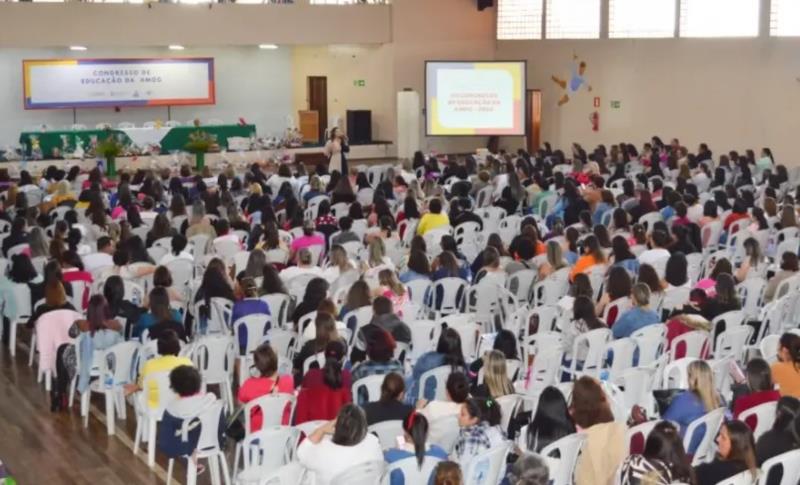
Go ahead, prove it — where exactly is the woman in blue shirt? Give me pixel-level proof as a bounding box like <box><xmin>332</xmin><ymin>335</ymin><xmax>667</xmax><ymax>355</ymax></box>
<box><xmin>662</xmin><ymin>360</ymin><xmax>722</xmax><ymax>455</ymax></box>
<box><xmin>231</xmin><ymin>277</ymin><xmax>271</xmax><ymax>353</ymax></box>
<box><xmin>134</xmin><ymin>287</ymin><xmax>184</xmax><ymax>340</ymax></box>
<box><xmin>406</xmin><ymin>328</ymin><xmax>465</xmax><ymax>403</ymax></box>
<box><xmin>431</xmin><ymin>251</ymin><xmax>470</xmax><ymax>282</ymax></box>
<box><xmin>399</xmin><ymin>250</ymin><xmax>432</xmax><ymax>284</ymax></box>
<box><xmin>385</xmin><ymin>412</ymin><xmax>448</xmax><ymax>485</ymax></box>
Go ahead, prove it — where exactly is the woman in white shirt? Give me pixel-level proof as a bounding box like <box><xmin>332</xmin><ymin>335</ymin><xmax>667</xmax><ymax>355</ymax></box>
<box><xmin>158</xmin><ymin>235</ymin><xmax>193</xmax><ymax>266</ymax></box>
<box><xmin>297</xmin><ymin>404</ymin><xmax>383</xmax><ymax>485</ymax></box>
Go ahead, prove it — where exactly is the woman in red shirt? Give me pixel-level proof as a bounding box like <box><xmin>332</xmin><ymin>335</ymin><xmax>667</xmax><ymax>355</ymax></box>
<box><xmin>732</xmin><ymin>359</ymin><xmax>781</xmax><ymax>426</ymax></box>
<box><xmin>723</xmin><ymin>199</ymin><xmax>750</xmax><ymax>232</ymax></box>
<box><xmin>237</xmin><ymin>343</ymin><xmax>294</xmax><ymax>432</ymax></box>
<box><xmin>60</xmin><ymin>250</ymin><xmax>93</xmax><ymax>310</ymax></box>
<box><xmin>294</xmin><ymin>340</ymin><xmax>352</xmax><ymax>424</ymax></box>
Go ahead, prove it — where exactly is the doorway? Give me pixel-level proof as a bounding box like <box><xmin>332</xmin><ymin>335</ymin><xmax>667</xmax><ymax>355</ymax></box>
<box><xmin>307</xmin><ymin>76</ymin><xmax>328</xmax><ymax>144</ymax></box>
<box><xmin>526</xmin><ymin>89</ymin><xmax>542</xmax><ymax>153</ymax></box>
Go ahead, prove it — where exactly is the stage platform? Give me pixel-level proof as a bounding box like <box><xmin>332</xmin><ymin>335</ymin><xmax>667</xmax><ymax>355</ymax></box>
<box><xmin>0</xmin><ymin>141</ymin><xmax>394</xmax><ymax>175</ymax></box>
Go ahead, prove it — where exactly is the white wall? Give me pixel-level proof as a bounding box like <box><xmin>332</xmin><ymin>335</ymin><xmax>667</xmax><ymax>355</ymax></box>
<box><xmin>497</xmin><ymin>38</ymin><xmax>800</xmax><ymax>163</ymax></box>
<box><xmin>0</xmin><ymin>46</ymin><xmax>293</xmax><ymax>148</ymax></box>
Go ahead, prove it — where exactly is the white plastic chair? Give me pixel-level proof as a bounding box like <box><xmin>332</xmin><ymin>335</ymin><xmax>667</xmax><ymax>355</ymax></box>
<box><xmin>8</xmin><ymin>283</ymin><xmax>32</xmax><ymax>357</ymax></box>
<box><xmin>602</xmin><ymin>337</ymin><xmax>637</xmax><ymax>383</ymax></box>
<box><xmin>208</xmin><ymin>297</ymin><xmax>234</xmax><ymax>334</ymax></box>
<box><xmin>714</xmin><ymin>325</ymin><xmax>753</xmax><ymax>362</ymax></box>
<box><xmin>80</xmin><ymin>341</ymin><xmax>138</xmax><ymax>436</ymax></box>
<box><xmin>386</xmin><ymin>456</ymin><xmax>443</xmax><ymax>485</ymax></box>
<box><xmin>409</xmin><ymin>320</ymin><xmax>440</xmax><ymax>362</ymax></box>
<box><xmin>234</xmin><ymin>313</ymin><xmax>272</xmax><ymax>385</ymax></box>
<box><xmin>260</xmin><ymin>293</ymin><xmax>292</xmax><ymax>330</ymax></box>
<box><xmin>417</xmin><ymin>365</ymin><xmax>452</xmax><ymax>401</ymax></box>
<box><xmin>368</xmin><ymin>420</ymin><xmax>404</xmax><ymax>450</ymax></box>
<box><xmin>758</xmin><ymin>449</ymin><xmax>800</xmax><ymax>485</ymax></box>
<box><xmin>352</xmin><ymin>374</ymin><xmax>386</xmax><ymax>405</ymax></box>
<box><xmin>540</xmin><ymin>433</ymin><xmax>587</xmax><ymax>485</ymax></box>
<box><xmin>626</xmin><ymin>420</ymin><xmax>658</xmax><ymax>454</ymax></box>
<box><xmin>428</xmin><ymin>277</ymin><xmax>468</xmax><ymax>317</ymax></box>
<box><xmin>631</xmin><ymin>324</ymin><xmax>667</xmax><ymax>366</ymax></box>
<box><xmin>462</xmin><ymin>442</ymin><xmax>511</xmax><ymax>485</ymax></box>
<box><xmin>133</xmin><ymin>371</ymin><xmax>176</xmax><ymax>468</ymax></box>
<box><xmin>738</xmin><ymin>278</ymin><xmax>766</xmax><ymax>319</ymax></box>
<box><xmin>233</xmin><ymin>396</ymin><xmax>297</xmax><ymax>477</ymax></box>
<box><xmin>235</xmin><ymin>426</ymin><xmax>300</xmax><ymax>485</ymax></box>
<box><xmin>407</xmin><ymin>279</ymin><xmax>432</xmax><ymax>306</ymax></box>
<box><xmin>760</xmin><ymin>334</ymin><xmax>780</xmax><ymax>364</ymax></box>
<box><xmin>165</xmin><ymin>399</ymin><xmax>231</xmax><ymax>485</ymax></box>
<box><xmin>739</xmin><ymin>401</ymin><xmax>777</xmax><ymax>442</ymax></box>
<box><xmin>330</xmin><ymin>460</ymin><xmax>386</xmax><ymax>485</ymax></box>
<box><xmin>532</xmin><ymin>268</ymin><xmax>570</xmax><ymax>307</ymax></box>
<box><xmin>685</xmin><ymin>407</ymin><xmax>726</xmax><ymax>465</ymax></box>
<box><xmin>192</xmin><ymin>335</ymin><xmax>236</xmax><ymax>412</ymax></box>
<box><xmin>562</xmin><ymin>328</ymin><xmax>612</xmax><ymax>379</ymax></box>
<box><xmin>669</xmin><ymin>330</ymin><xmax>710</xmax><ymax>361</ymax></box>
<box><xmin>165</xmin><ymin>259</ymin><xmax>194</xmax><ymax>289</ymax></box>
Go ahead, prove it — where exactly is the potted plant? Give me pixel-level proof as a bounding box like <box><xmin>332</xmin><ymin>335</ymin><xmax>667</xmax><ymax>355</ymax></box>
<box><xmin>185</xmin><ymin>130</ymin><xmax>214</xmax><ymax>171</ymax></box>
<box><xmin>96</xmin><ymin>133</ymin><xmax>124</xmax><ymax>177</ymax></box>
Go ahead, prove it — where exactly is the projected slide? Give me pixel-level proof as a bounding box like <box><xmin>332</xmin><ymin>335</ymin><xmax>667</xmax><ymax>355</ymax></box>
<box><xmin>426</xmin><ymin>61</ymin><xmax>526</xmax><ymax>136</ymax></box>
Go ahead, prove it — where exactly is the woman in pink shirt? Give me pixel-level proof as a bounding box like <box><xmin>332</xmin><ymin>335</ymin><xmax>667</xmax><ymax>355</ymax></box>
<box><xmin>375</xmin><ymin>269</ymin><xmax>409</xmax><ymax>316</ymax></box>
<box><xmin>237</xmin><ymin>344</ymin><xmax>294</xmax><ymax>432</ymax></box>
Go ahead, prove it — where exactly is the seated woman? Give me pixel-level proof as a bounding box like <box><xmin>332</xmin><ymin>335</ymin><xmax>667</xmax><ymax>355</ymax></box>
<box><xmin>293</xmin><ymin>312</ymin><xmax>344</xmax><ymax>387</ymax></box>
<box><xmin>237</xmin><ymin>343</ymin><xmax>293</xmax><ymax>432</ymax></box>
<box><xmin>375</xmin><ymin>269</ymin><xmax>409</xmax><ymax>314</ymax></box>
<box><xmin>763</xmin><ymin>252</ymin><xmax>799</xmax><ymax>302</ymax></box>
<box><xmin>562</xmin><ymin>296</ymin><xmax>607</xmax><ymax>370</ymax></box>
<box><xmin>452</xmin><ymin>397</ymin><xmax>506</xmax><ymax>467</ymax></box>
<box><xmin>135</xmin><ymin>287</ymin><xmax>185</xmax><ymax>341</ymax></box>
<box><xmin>385</xmin><ymin>412</ymin><xmax>448</xmax><ymax>485</ymax></box>
<box><xmin>407</xmin><ymin>328</ymin><xmax>465</xmax><ymax>403</ymax></box>
<box><xmin>609</xmin><ymin>236</ymin><xmax>640</xmax><ymax>276</ymax></box>
<box><xmin>694</xmin><ymin>258</ymin><xmax>733</xmax><ymax>297</ymax></box>
<box><xmin>431</xmin><ymin>251</ymin><xmax>470</xmax><ymax>282</ymax></box>
<box><xmin>470</xmin><ymin>350</ymin><xmax>514</xmax><ymax>400</ymax></box>
<box><xmin>569</xmin><ymin>235</ymin><xmax>606</xmax><ymax>282</ymax></box>
<box><xmin>618</xmin><ymin>421</ymin><xmax>694</xmax><ymax>485</ymax></box>
<box><xmin>756</xmin><ymin>397</ymin><xmax>800</xmax><ymax>467</ymax></box>
<box><xmin>55</xmin><ymin>295</ymin><xmax>123</xmax><ymax>410</ymax></box>
<box><xmin>473</xmin><ymin>247</ymin><xmax>507</xmax><ymax>288</ymax></box>
<box><xmin>771</xmin><ymin>333</ymin><xmax>800</xmax><ymax>398</ymax></box>
<box><xmin>662</xmin><ymin>360</ymin><xmax>721</xmax><ymax>454</ymax></box>
<box><xmin>418</xmin><ymin>372</ymin><xmax>470</xmax><ymax>446</ymax></box>
<box><xmin>611</xmin><ymin>283</ymin><xmax>660</xmax><ymax>339</ymax></box>
<box><xmin>735</xmin><ymin>238</ymin><xmax>766</xmax><ymax>282</ymax></box>
<box><xmin>595</xmin><ymin>266</ymin><xmax>632</xmax><ymax>320</ymax></box>
<box><xmin>524</xmin><ymin>386</ymin><xmax>575</xmax><ymax>454</ymax></box>
<box><xmin>399</xmin><ymin>250</ymin><xmax>432</xmax><ymax>284</ymax></box>
<box><xmin>537</xmin><ymin>240</ymin><xmax>568</xmax><ymax>281</ymax></box>
<box><xmin>362</xmin><ymin>373</ymin><xmax>413</xmax><ymax>426</ymax></box>
<box><xmin>468</xmin><ymin>329</ymin><xmax>519</xmax><ymax>381</ymax></box>
<box><xmin>351</xmin><ymin>328</ymin><xmax>404</xmax><ymax>383</ymax></box>
<box><xmin>297</xmin><ymin>404</ymin><xmax>384</xmax><ymax>485</ymax></box>
<box><xmin>573</xmin><ymin>376</ymin><xmax>627</xmax><ymax>485</ymax></box>
<box><xmin>294</xmin><ymin>341</ymin><xmax>352</xmax><ymax>424</ymax></box>
<box><xmin>694</xmin><ymin>421</ymin><xmax>757</xmax><ymax>485</ymax></box>
<box><xmin>731</xmin><ymin>358</ymin><xmax>781</xmax><ymax>421</ymax></box>
<box><xmin>701</xmin><ymin>273</ymin><xmax>741</xmax><ymax>331</ymax></box>
<box><xmin>230</xmin><ymin>277</ymin><xmax>270</xmax><ymax>352</ymax></box>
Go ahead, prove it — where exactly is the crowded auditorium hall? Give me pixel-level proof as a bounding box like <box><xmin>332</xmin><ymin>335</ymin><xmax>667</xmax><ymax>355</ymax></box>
<box><xmin>1</xmin><ymin>0</ymin><xmax>800</xmax><ymax>484</ymax></box>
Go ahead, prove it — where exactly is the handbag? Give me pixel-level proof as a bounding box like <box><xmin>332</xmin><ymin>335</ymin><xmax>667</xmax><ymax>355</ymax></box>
<box><xmin>653</xmin><ymin>388</ymin><xmax>684</xmax><ymax>416</ymax></box>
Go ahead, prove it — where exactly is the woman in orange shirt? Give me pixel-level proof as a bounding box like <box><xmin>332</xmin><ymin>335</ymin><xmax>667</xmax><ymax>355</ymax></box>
<box><xmin>569</xmin><ymin>234</ymin><xmax>606</xmax><ymax>282</ymax></box>
<box><xmin>771</xmin><ymin>333</ymin><xmax>800</xmax><ymax>398</ymax></box>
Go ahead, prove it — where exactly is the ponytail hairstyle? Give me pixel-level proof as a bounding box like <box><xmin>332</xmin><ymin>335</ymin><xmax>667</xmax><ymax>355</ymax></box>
<box><xmin>463</xmin><ymin>397</ymin><xmax>502</xmax><ymax>427</ymax></box>
<box><xmin>322</xmin><ymin>341</ymin><xmax>346</xmax><ymax>390</ymax></box>
<box><xmin>404</xmin><ymin>411</ymin><xmax>430</xmax><ymax>468</ymax></box>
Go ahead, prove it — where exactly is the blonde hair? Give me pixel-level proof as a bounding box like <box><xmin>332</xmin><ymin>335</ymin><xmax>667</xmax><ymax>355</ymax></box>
<box><xmin>483</xmin><ymin>350</ymin><xmax>514</xmax><ymax>398</ymax></box>
<box><xmin>249</xmin><ymin>183</ymin><xmax>263</xmax><ymax>196</ymax></box>
<box><xmin>310</xmin><ymin>175</ymin><xmax>322</xmax><ymax>192</ymax></box>
<box><xmin>329</xmin><ymin>245</ymin><xmax>354</xmax><ymax>272</ymax></box>
<box><xmin>368</xmin><ymin>238</ymin><xmax>386</xmax><ymax>267</ymax></box>
<box><xmin>378</xmin><ymin>269</ymin><xmax>405</xmax><ymax>297</ymax></box>
<box><xmin>688</xmin><ymin>360</ymin><xmax>720</xmax><ymax>412</ymax></box>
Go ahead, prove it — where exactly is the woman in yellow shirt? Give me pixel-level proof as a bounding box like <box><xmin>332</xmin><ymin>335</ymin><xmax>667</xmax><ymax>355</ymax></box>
<box><xmin>416</xmin><ymin>198</ymin><xmax>450</xmax><ymax>235</ymax></box>
<box><xmin>771</xmin><ymin>333</ymin><xmax>800</xmax><ymax>398</ymax></box>
<box><xmin>124</xmin><ymin>330</ymin><xmax>193</xmax><ymax>409</ymax></box>
<box><xmin>569</xmin><ymin>234</ymin><xmax>606</xmax><ymax>282</ymax></box>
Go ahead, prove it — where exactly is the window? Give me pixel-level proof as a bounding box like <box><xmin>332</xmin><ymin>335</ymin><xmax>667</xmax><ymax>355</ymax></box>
<box><xmin>771</xmin><ymin>0</ymin><xmax>800</xmax><ymax>36</ymax></box>
<box><xmin>680</xmin><ymin>0</ymin><xmax>759</xmax><ymax>38</ymax></box>
<box><xmin>498</xmin><ymin>0</ymin><xmax>543</xmax><ymax>40</ymax></box>
<box><xmin>545</xmin><ymin>0</ymin><xmax>601</xmax><ymax>39</ymax></box>
<box><xmin>609</xmin><ymin>0</ymin><xmax>676</xmax><ymax>38</ymax></box>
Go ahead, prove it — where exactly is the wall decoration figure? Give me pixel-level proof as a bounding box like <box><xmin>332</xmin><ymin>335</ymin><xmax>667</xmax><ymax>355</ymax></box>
<box><xmin>551</xmin><ymin>54</ymin><xmax>592</xmax><ymax>106</ymax></box>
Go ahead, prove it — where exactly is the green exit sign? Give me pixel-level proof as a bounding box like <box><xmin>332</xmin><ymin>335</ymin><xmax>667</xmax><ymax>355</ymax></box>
<box><xmin>353</xmin><ymin>79</ymin><xmax>366</xmax><ymax>87</ymax></box>
<box><xmin>611</xmin><ymin>100</ymin><xmax>621</xmax><ymax>109</ymax></box>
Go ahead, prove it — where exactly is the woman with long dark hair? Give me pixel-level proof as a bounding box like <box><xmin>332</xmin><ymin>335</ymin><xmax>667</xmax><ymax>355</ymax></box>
<box><xmin>619</xmin><ymin>421</ymin><xmax>694</xmax><ymax>485</ymax></box>
<box><xmin>525</xmin><ymin>386</ymin><xmax>576</xmax><ymax>453</ymax></box>
<box><xmin>694</xmin><ymin>420</ymin><xmax>757</xmax><ymax>484</ymax></box>
<box><xmin>385</xmin><ymin>411</ymin><xmax>448</xmax><ymax>483</ymax></box>
<box><xmin>294</xmin><ymin>341</ymin><xmax>353</xmax><ymax>424</ymax></box>
<box><xmin>573</xmin><ymin>376</ymin><xmax>627</xmax><ymax>485</ymax></box>
<box><xmin>297</xmin><ymin>404</ymin><xmax>383</xmax><ymax>484</ymax></box>
<box><xmin>407</xmin><ymin>328</ymin><xmax>465</xmax><ymax>403</ymax></box>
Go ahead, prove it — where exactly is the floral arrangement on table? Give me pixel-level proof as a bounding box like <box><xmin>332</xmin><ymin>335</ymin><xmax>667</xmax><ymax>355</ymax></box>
<box><xmin>185</xmin><ymin>130</ymin><xmax>218</xmax><ymax>170</ymax></box>
<box><xmin>96</xmin><ymin>133</ymin><xmax>125</xmax><ymax>177</ymax></box>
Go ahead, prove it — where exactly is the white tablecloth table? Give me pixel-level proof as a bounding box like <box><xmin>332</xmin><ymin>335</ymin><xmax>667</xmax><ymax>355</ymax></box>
<box><xmin>120</xmin><ymin>127</ymin><xmax>172</xmax><ymax>147</ymax></box>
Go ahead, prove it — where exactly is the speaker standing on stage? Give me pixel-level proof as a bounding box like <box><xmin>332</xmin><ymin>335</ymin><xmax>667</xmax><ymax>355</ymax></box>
<box><xmin>324</xmin><ymin>127</ymin><xmax>349</xmax><ymax>175</ymax></box>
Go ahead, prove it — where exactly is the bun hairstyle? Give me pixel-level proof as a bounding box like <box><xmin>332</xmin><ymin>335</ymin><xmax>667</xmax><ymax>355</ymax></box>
<box><xmin>464</xmin><ymin>397</ymin><xmax>502</xmax><ymax>427</ymax></box>
<box><xmin>404</xmin><ymin>411</ymin><xmax>430</xmax><ymax>467</ymax></box>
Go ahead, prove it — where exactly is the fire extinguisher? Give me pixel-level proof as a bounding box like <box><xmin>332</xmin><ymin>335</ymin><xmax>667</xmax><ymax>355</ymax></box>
<box><xmin>590</xmin><ymin>111</ymin><xmax>599</xmax><ymax>132</ymax></box>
